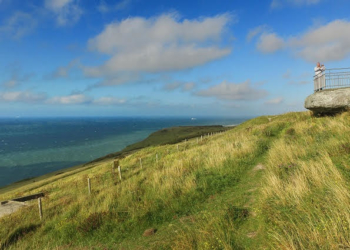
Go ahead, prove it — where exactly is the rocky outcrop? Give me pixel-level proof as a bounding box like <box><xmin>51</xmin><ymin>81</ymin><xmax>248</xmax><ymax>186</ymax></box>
<box><xmin>305</xmin><ymin>88</ymin><xmax>350</xmax><ymax>114</ymax></box>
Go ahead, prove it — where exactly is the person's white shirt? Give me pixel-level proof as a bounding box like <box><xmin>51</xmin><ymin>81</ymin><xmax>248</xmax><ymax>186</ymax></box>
<box><xmin>314</xmin><ymin>65</ymin><xmax>325</xmax><ymax>76</ymax></box>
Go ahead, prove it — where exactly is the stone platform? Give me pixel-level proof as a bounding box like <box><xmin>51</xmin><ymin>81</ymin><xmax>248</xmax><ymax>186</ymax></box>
<box><xmin>305</xmin><ymin>88</ymin><xmax>350</xmax><ymax>114</ymax></box>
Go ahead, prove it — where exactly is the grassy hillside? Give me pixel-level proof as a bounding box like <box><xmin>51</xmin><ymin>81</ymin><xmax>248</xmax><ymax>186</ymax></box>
<box><xmin>0</xmin><ymin>125</ymin><xmax>229</xmax><ymax>194</ymax></box>
<box><xmin>1</xmin><ymin>111</ymin><xmax>350</xmax><ymax>249</ymax></box>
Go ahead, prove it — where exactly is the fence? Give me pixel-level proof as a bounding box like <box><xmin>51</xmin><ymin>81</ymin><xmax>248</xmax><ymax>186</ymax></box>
<box><xmin>0</xmin><ymin>131</ymin><xmax>226</xmax><ymax>221</ymax></box>
<box><xmin>314</xmin><ymin>68</ymin><xmax>350</xmax><ymax>92</ymax></box>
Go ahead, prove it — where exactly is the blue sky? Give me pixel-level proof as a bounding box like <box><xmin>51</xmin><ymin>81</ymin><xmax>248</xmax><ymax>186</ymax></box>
<box><xmin>1</xmin><ymin>0</ymin><xmax>350</xmax><ymax>117</ymax></box>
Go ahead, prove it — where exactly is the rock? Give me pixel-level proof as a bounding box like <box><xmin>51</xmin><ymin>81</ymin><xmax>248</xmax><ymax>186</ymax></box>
<box><xmin>305</xmin><ymin>88</ymin><xmax>350</xmax><ymax>114</ymax></box>
<box><xmin>143</xmin><ymin>228</ymin><xmax>157</xmax><ymax>236</ymax></box>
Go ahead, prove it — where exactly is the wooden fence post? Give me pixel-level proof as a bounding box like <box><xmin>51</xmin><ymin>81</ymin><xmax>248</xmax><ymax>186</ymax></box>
<box><xmin>177</xmin><ymin>145</ymin><xmax>179</xmax><ymax>151</ymax></box>
<box><xmin>38</xmin><ymin>198</ymin><xmax>43</xmax><ymax>220</ymax></box>
<box><xmin>118</xmin><ymin>166</ymin><xmax>122</xmax><ymax>181</ymax></box>
<box><xmin>113</xmin><ymin>160</ymin><xmax>119</xmax><ymax>170</ymax></box>
<box><xmin>201</xmin><ymin>135</ymin><xmax>203</xmax><ymax>142</ymax></box>
<box><xmin>88</xmin><ymin>178</ymin><xmax>91</xmax><ymax>195</ymax></box>
<box><xmin>113</xmin><ymin>160</ymin><xmax>119</xmax><ymax>181</ymax></box>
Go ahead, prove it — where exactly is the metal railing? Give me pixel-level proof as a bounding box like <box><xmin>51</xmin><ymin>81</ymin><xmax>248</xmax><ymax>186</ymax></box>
<box><xmin>314</xmin><ymin>68</ymin><xmax>350</xmax><ymax>92</ymax></box>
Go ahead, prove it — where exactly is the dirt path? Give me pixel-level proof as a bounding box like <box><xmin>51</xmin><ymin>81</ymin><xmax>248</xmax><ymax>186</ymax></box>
<box><xmin>0</xmin><ymin>201</ymin><xmax>27</xmax><ymax>218</ymax></box>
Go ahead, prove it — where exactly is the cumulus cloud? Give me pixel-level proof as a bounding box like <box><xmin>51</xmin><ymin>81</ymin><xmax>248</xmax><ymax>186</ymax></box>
<box><xmin>257</xmin><ymin>20</ymin><xmax>350</xmax><ymax>62</ymax></box>
<box><xmin>247</xmin><ymin>25</ymin><xmax>284</xmax><ymax>53</ymax></box>
<box><xmin>0</xmin><ymin>91</ymin><xmax>46</xmax><ymax>103</ymax></box>
<box><xmin>196</xmin><ymin>80</ymin><xmax>268</xmax><ymax>101</ymax></box>
<box><xmin>257</xmin><ymin>32</ymin><xmax>284</xmax><ymax>53</ymax></box>
<box><xmin>289</xmin><ymin>19</ymin><xmax>350</xmax><ymax>62</ymax></box>
<box><xmin>83</xmin><ymin>13</ymin><xmax>232</xmax><ymax>78</ymax></box>
<box><xmin>45</xmin><ymin>0</ymin><xmax>82</xmax><ymax>26</ymax></box>
<box><xmin>265</xmin><ymin>97</ymin><xmax>283</xmax><ymax>104</ymax></box>
<box><xmin>271</xmin><ymin>0</ymin><xmax>322</xmax><ymax>9</ymax></box>
<box><xmin>0</xmin><ymin>11</ymin><xmax>37</xmax><ymax>39</ymax></box>
<box><xmin>47</xmin><ymin>93</ymin><xmax>92</xmax><ymax>104</ymax></box>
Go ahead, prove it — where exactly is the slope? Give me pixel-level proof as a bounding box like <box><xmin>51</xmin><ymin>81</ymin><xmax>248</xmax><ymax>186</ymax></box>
<box><xmin>0</xmin><ymin>111</ymin><xmax>350</xmax><ymax>249</ymax></box>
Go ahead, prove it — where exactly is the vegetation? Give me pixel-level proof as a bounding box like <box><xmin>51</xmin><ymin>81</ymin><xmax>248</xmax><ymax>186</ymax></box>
<box><xmin>0</xmin><ymin>125</ymin><xmax>230</xmax><ymax>195</ymax></box>
<box><xmin>122</xmin><ymin>125</ymin><xmax>230</xmax><ymax>152</ymax></box>
<box><xmin>1</xmin><ymin>111</ymin><xmax>350</xmax><ymax>249</ymax></box>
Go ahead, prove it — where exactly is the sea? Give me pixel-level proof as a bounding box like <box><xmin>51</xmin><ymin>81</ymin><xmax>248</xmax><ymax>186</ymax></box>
<box><xmin>0</xmin><ymin>116</ymin><xmax>250</xmax><ymax>188</ymax></box>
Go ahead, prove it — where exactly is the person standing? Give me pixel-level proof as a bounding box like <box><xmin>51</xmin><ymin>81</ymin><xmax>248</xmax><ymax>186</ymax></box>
<box><xmin>314</xmin><ymin>62</ymin><xmax>326</xmax><ymax>91</ymax></box>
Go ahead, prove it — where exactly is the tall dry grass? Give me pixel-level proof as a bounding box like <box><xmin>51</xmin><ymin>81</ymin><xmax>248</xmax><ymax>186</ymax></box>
<box><xmin>261</xmin><ymin>112</ymin><xmax>350</xmax><ymax>249</ymax></box>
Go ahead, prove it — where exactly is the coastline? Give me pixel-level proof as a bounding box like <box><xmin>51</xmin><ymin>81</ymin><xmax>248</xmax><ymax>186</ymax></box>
<box><xmin>0</xmin><ymin>124</ymin><xmax>235</xmax><ymax>194</ymax></box>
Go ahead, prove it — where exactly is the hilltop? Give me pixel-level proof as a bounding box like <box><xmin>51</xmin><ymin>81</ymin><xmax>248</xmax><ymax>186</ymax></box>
<box><xmin>1</xmin><ymin>111</ymin><xmax>350</xmax><ymax>249</ymax></box>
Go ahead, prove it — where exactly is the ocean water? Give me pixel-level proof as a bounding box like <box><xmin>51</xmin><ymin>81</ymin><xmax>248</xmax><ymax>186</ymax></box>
<box><xmin>0</xmin><ymin>117</ymin><xmax>250</xmax><ymax>188</ymax></box>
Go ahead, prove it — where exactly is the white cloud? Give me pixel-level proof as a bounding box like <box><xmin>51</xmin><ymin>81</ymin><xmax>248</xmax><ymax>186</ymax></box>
<box><xmin>265</xmin><ymin>97</ymin><xmax>283</xmax><ymax>104</ymax></box>
<box><xmin>196</xmin><ymin>80</ymin><xmax>268</xmax><ymax>101</ymax></box>
<box><xmin>85</xmin><ymin>46</ymin><xmax>230</xmax><ymax>75</ymax></box>
<box><xmin>258</xmin><ymin>20</ymin><xmax>350</xmax><ymax>62</ymax></box>
<box><xmin>0</xmin><ymin>91</ymin><xmax>46</xmax><ymax>103</ymax></box>
<box><xmin>257</xmin><ymin>32</ymin><xmax>284</xmax><ymax>54</ymax></box>
<box><xmin>47</xmin><ymin>93</ymin><xmax>91</xmax><ymax>104</ymax></box>
<box><xmin>45</xmin><ymin>0</ymin><xmax>82</xmax><ymax>26</ymax></box>
<box><xmin>88</xmin><ymin>13</ymin><xmax>231</xmax><ymax>54</ymax></box>
<box><xmin>97</xmin><ymin>0</ymin><xmax>131</xmax><ymax>13</ymax></box>
<box><xmin>93</xmin><ymin>97</ymin><xmax>126</xmax><ymax>105</ymax></box>
<box><xmin>0</xmin><ymin>11</ymin><xmax>37</xmax><ymax>39</ymax></box>
<box><xmin>289</xmin><ymin>20</ymin><xmax>350</xmax><ymax>62</ymax></box>
<box><xmin>0</xmin><ymin>89</ymin><xmax>131</xmax><ymax>106</ymax></box>
<box><xmin>271</xmin><ymin>0</ymin><xmax>322</xmax><ymax>9</ymax></box>
<box><xmin>84</xmin><ymin>13</ymin><xmax>232</xmax><ymax>77</ymax></box>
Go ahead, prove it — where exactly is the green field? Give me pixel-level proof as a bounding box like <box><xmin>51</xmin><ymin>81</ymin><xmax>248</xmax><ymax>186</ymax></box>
<box><xmin>1</xmin><ymin>112</ymin><xmax>350</xmax><ymax>249</ymax></box>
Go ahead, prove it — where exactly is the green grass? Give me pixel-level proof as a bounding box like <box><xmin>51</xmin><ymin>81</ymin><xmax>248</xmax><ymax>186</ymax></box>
<box><xmin>1</xmin><ymin>111</ymin><xmax>350</xmax><ymax>249</ymax></box>
<box><xmin>122</xmin><ymin>125</ymin><xmax>231</xmax><ymax>152</ymax></box>
<box><xmin>0</xmin><ymin>125</ymin><xmax>230</xmax><ymax>195</ymax></box>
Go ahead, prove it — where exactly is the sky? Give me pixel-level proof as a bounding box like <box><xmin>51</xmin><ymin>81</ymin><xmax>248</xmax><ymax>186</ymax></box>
<box><xmin>1</xmin><ymin>0</ymin><xmax>350</xmax><ymax>117</ymax></box>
